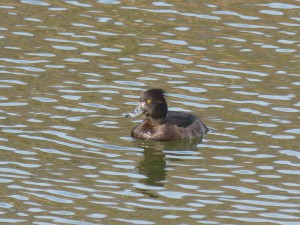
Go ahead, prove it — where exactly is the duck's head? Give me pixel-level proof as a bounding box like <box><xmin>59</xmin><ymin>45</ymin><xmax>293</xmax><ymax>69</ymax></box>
<box><xmin>125</xmin><ymin>89</ymin><xmax>168</xmax><ymax>119</ymax></box>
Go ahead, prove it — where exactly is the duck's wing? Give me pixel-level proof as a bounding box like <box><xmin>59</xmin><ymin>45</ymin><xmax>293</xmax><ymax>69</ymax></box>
<box><xmin>165</xmin><ymin>111</ymin><xmax>196</xmax><ymax>128</ymax></box>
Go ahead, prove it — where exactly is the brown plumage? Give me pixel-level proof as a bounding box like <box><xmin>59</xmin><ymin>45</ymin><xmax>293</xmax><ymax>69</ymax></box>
<box><xmin>125</xmin><ymin>89</ymin><xmax>208</xmax><ymax>141</ymax></box>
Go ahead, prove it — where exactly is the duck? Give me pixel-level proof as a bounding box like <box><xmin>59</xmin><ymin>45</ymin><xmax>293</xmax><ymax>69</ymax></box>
<box><xmin>125</xmin><ymin>89</ymin><xmax>208</xmax><ymax>141</ymax></box>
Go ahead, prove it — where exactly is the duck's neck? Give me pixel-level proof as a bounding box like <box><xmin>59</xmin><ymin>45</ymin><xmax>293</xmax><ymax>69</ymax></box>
<box><xmin>144</xmin><ymin>115</ymin><xmax>165</xmax><ymax>125</ymax></box>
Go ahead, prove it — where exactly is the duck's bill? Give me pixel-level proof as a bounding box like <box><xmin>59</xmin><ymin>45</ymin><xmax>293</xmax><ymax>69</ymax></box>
<box><xmin>125</xmin><ymin>105</ymin><xmax>144</xmax><ymax>118</ymax></box>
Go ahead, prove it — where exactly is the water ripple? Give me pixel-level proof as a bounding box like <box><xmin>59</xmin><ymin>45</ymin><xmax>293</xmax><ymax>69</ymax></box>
<box><xmin>0</xmin><ymin>1</ymin><xmax>298</xmax><ymax>224</ymax></box>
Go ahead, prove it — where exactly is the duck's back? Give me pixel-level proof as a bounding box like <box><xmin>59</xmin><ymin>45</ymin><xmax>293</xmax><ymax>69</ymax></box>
<box><xmin>165</xmin><ymin>111</ymin><xmax>196</xmax><ymax>128</ymax></box>
<box><xmin>165</xmin><ymin>111</ymin><xmax>208</xmax><ymax>140</ymax></box>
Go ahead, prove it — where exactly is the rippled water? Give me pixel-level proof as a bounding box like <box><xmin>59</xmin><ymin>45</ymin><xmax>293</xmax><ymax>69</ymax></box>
<box><xmin>0</xmin><ymin>0</ymin><xmax>299</xmax><ymax>224</ymax></box>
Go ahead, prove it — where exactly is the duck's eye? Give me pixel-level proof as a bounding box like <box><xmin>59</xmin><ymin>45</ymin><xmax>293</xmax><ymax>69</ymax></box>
<box><xmin>147</xmin><ymin>99</ymin><xmax>151</xmax><ymax>104</ymax></box>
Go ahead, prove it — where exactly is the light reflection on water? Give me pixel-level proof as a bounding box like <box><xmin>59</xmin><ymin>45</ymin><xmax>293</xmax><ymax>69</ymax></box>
<box><xmin>0</xmin><ymin>0</ymin><xmax>299</xmax><ymax>224</ymax></box>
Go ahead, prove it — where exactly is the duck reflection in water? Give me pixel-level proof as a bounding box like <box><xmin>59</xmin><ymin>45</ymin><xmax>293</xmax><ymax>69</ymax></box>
<box><xmin>134</xmin><ymin>138</ymin><xmax>203</xmax><ymax>187</ymax></box>
<box><xmin>125</xmin><ymin>89</ymin><xmax>208</xmax><ymax>141</ymax></box>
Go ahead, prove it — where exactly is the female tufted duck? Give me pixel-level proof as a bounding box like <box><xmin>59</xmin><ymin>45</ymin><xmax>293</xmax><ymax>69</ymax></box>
<box><xmin>125</xmin><ymin>89</ymin><xmax>208</xmax><ymax>141</ymax></box>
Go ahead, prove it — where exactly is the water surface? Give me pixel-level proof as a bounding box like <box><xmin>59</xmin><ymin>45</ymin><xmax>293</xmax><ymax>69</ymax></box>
<box><xmin>0</xmin><ymin>0</ymin><xmax>299</xmax><ymax>224</ymax></box>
